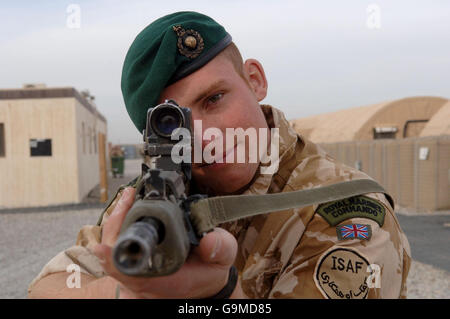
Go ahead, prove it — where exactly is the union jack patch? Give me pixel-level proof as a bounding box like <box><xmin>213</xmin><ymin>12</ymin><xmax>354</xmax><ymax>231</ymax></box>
<box><xmin>336</xmin><ymin>224</ymin><xmax>372</xmax><ymax>241</ymax></box>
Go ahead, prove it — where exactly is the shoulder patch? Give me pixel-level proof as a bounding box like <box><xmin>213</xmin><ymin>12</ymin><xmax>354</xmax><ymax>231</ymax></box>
<box><xmin>316</xmin><ymin>195</ymin><xmax>385</xmax><ymax>227</ymax></box>
<box><xmin>313</xmin><ymin>247</ymin><xmax>370</xmax><ymax>299</ymax></box>
<box><xmin>336</xmin><ymin>224</ymin><xmax>372</xmax><ymax>241</ymax></box>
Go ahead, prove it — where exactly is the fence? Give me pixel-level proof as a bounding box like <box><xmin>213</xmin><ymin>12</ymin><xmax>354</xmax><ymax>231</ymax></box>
<box><xmin>320</xmin><ymin>135</ymin><xmax>450</xmax><ymax>212</ymax></box>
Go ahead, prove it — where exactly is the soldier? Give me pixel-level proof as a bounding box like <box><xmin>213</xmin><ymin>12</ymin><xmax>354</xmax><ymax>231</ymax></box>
<box><xmin>28</xmin><ymin>11</ymin><xmax>411</xmax><ymax>299</ymax></box>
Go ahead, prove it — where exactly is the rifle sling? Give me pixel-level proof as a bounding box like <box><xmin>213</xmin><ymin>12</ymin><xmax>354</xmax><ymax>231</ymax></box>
<box><xmin>190</xmin><ymin>179</ymin><xmax>388</xmax><ymax>236</ymax></box>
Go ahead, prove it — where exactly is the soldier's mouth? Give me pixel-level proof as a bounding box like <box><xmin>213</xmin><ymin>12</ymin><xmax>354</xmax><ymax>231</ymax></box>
<box><xmin>195</xmin><ymin>144</ymin><xmax>238</xmax><ymax>169</ymax></box>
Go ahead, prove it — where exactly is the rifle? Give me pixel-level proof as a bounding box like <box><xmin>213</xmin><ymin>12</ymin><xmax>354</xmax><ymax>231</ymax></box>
<box><xmin>113</xmin><ymin>99</ymin><xmax>204</xmax><ymax>277</ymax></box>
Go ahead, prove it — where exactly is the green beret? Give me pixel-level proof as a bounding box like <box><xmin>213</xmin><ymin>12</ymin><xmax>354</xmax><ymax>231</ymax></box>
<box><xmin>121</xmin><ymin>11</ymin><xmax>232</xmax><ymax>133</ymax></box>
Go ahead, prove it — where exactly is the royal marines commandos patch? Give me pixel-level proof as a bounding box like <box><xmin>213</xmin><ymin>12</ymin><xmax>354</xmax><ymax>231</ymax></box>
<box><xmin>316</xmin><ymin>195</ymin><xmax>386</xmax><ymax>227</ymax></box>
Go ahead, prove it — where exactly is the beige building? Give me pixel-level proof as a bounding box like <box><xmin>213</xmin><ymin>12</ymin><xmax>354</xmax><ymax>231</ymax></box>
<box><xmin>289</xmin><ymin>96</ymin><xmax>450</xmax><ymax>212</ymax></box>
<box><xmin>290</xmin><ymin>96</ymin><xmax>449</xmax><ymax>142</ymax></box>
<box><xmin>0</xmin><ymin>85</ymin><xmax>109</xmax><ymax>208</ymax></box>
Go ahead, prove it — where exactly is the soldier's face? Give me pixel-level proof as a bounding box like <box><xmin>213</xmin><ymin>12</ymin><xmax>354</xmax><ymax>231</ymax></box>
<box><xmin>158</xmin><ymin>54</ymin><xmax>269</xmax><ymax>195</ymax></box>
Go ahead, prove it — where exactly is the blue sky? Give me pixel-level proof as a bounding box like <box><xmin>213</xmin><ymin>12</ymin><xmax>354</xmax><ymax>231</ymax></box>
<box><xmin>1</xmin><ymin>1</ymin><xmax>449</xmax><ymax>143</ymax></box>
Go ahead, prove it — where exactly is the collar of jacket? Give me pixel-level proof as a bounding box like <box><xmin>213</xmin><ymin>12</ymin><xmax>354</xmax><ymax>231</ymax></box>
<box><xmin>242</xmin><ymin>104</ymin><xmax>304</xmax><ymax>196</ymax></box>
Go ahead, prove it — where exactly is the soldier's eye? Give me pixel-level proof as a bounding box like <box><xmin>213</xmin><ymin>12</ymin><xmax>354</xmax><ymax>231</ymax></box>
<box><xmin>207</xmin><ymin>93</ymin><xmax>223</xmax><ymax>105</ymax></box>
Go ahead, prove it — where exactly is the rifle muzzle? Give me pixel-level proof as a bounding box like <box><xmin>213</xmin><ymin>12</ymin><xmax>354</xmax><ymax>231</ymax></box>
<box><xmin>113</xmin><ymin>218</ymin><xmax>160</xmax><ymax>276</ymax></box>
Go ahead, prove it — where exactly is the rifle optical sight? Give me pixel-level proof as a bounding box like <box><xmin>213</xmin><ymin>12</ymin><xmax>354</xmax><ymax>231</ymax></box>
<box><xmin>148</xmin><ymin>101</ymin><xmax>185</xmax><ymax>138</ymax></box>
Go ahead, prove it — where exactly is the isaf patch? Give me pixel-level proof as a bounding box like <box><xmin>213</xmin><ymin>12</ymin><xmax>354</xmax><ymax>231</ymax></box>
<box><xmin>336</xmin><ymin>224</ymin><xmax>372</xmax><ymax>241</ymax></box>
<box><xmin>316</xmin><ymin>195</ymin><xmax>386</xmax><ymax>227</ymax></box>
<box><xmin>313</xmin><ymin>247</ymin><xmax>371</xmax><ymax>299</ymax></box>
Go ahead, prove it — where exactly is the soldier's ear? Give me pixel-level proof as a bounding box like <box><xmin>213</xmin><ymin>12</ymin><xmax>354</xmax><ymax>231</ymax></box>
<box><xmin>243</xmin><ymin>59</ymin><xmax>268</xmax><ymax>102</ymax></box>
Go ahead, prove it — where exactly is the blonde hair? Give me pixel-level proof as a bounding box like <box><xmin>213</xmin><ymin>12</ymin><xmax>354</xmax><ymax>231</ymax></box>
<box><xmin>218</xmin><ymin>42</ymin><xmax>248</xmax><ymax>83</ymax></box>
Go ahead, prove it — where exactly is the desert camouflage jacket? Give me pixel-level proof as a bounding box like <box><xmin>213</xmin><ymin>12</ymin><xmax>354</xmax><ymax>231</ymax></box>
<box><xmin>28</xmin><ymin>105</ymin><xmax>411</xmax><ymax>299</ymax></box>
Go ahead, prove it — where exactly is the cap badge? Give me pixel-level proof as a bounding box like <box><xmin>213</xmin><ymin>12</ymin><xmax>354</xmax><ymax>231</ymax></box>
<box><xmin>172</xmin><ymin>25</ymin><xmax>204</xmax><ymax>59</ymax></box>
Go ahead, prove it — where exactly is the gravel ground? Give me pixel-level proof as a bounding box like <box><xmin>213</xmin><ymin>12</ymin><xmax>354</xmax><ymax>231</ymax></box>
<box><xmin>0</xmin><ymin>207</ymin><xmax>449</xmax><ymax>299</ymax></box>
<box><xmin>0</xmin><ymin>208</ymin><xmax>102</xmax><ymax>298</ymax></box>
<box><xmin>407</xmin><ymin>260</ymin><xmax>450</xmax><ymax>299</ymax></box>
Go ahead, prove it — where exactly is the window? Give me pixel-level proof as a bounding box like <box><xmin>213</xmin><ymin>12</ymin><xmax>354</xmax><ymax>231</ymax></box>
<box><xmin>0</xmin><ymin>123</ymin><xmax>5</xmax><ymax>157</ymax></box>
<box><xmin>30</xmin><ymin>139</ymin><xmax>52</xmax><ymax>156</ymax></box>
<box><xmin>373</xmin><ymin>127</ymin><xmax>397</xmax><ymax>139</ymax></box>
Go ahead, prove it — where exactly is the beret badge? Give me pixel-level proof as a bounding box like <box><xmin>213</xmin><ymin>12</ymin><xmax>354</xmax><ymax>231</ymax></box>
<box><xmin>173</xmin><ymin>25</ymin><xmax>204</xmax><ymax>59</ymax></box>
